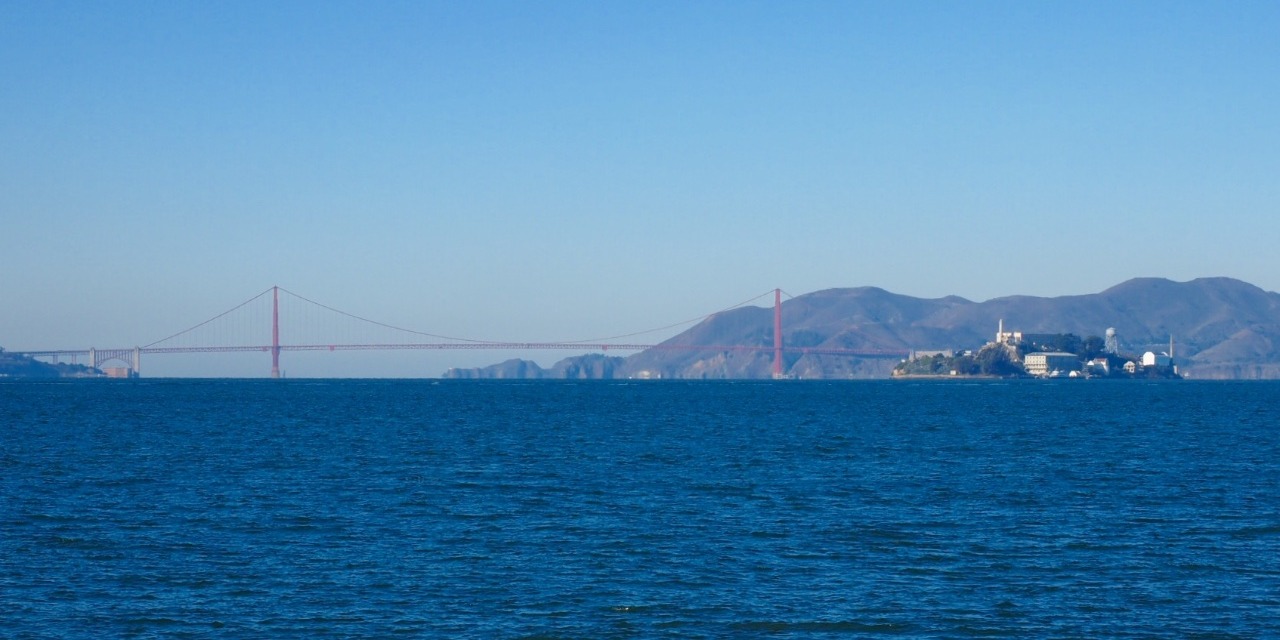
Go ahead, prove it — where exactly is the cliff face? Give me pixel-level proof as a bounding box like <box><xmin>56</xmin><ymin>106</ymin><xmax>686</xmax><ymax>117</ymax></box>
<box><xmin>445</xmin><ymin>278</ymin><xmax>1280</xmax><ymax>380</ymax></box>
<box><xmin>0</xmin><ymin>350</ymin><xmax>99</xmax><ymax>378</ymax></box>
<box><xmin>0</xmin><ymin>352</ymin><xmax>61</xmax><ymax>377</ymax></box>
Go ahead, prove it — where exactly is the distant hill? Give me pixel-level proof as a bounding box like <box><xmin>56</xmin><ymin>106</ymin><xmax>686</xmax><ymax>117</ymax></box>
<box><xmin>443</xmin><ymin>277</ymin><xmax>1280</xmax><ymax>380</ymax></box>
<box><xmin>444</xmin><ymin>354</ymin><xmax>628</xmax><ymax>380</ymax></box>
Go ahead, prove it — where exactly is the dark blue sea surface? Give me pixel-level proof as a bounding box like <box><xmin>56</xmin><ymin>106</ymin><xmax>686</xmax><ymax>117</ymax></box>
<box><xmin>3</xmin><ymin>379</ymin><xmax>1279</xmax><ymax>638</ymax></box>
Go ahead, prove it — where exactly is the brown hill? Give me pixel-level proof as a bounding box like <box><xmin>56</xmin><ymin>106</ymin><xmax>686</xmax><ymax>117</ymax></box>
<box><xmin>444</xmin><ymin>277</ymin><xmax>1280</xmax><ymax>379</ymax></box>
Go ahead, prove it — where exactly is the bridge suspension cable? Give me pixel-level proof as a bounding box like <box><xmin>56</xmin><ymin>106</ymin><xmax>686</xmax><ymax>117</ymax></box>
<box><xmin>140</xmin><ymin>285</ymin><xmax>785</xmax><ymax>350</ymax></box>
<box><xmin>276</xmin><ymin>287</ymin><xmax>498</xmax><ymax>344</ymax></box>
<box><xmin>143</xmin><ymin>288</ymin><xmax>274</xmax><ymax>348</ymax></box>
<box><xmin>557</xmin><ymin>289</ymin><xmax>779</xmax><ymax>344</ymax></box>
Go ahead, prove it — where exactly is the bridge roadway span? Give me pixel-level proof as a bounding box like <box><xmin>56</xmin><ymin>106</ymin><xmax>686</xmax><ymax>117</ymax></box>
<box><xmin>13</xmin><ymin>288</ymin><xmax>912</xmax><ymax>375</ymax></box>
<box><xmin>18</xmin><ymin>343</ymin><xmax>908</xmax><ymax>358</ymax></box>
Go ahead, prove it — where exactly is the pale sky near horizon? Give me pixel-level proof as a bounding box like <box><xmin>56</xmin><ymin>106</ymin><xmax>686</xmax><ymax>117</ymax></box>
<box><xmin>3</xmin><ymin>1</ymin><xmax>1279</xmax><ymax>377</ymax></box>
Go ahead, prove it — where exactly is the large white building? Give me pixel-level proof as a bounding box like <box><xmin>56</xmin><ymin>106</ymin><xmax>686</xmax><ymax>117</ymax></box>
<box><xmin>1024</xmin><ymin>352</ymin><xmax>1080</xmax><ymax>376</ymax></box>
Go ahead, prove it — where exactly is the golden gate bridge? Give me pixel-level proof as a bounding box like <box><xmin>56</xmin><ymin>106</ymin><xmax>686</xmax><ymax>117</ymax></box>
<box><xmin>14</xmin><ymin>286</ymin><xmax>908</xmax><ymax>377</ymax></box>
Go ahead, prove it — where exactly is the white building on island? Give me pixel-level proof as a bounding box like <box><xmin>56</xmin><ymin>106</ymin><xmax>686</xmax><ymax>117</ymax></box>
<box><xmin>1024</xmin><ymin>352</ymin><xmax>1081</xmax><ymax>376</ymax></box>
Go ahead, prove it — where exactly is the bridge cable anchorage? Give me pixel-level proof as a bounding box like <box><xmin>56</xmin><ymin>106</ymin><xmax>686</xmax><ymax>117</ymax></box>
<box><xmin>142</xmin><ymin>287</ymin><xmax>275</xmax><ymax>348</ymax></box>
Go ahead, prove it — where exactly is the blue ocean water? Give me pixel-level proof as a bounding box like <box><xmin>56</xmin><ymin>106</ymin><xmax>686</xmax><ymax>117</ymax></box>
<box><xmin>2</xmin><ymin>379</ymin><xmax>1279</xmax><ymax>639</ymax></box>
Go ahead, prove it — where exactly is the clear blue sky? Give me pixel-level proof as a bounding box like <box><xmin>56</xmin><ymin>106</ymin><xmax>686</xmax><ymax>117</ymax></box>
<box><xmin>3</xmin><ymin>1</ymin><xmax>1278</xmax><ymax>377</ymax></box>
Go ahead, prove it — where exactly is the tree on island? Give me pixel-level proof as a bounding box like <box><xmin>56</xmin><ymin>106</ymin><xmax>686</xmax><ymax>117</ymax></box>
<box><xmin>896</xmin><ymin>343</ymin><xmax>1022</xmax><ymax>377</ymax></box>
<box><xmin>1080</xmin><ymin>335</ymin><xmax>1106</xmax><ymax>360</ymax></box>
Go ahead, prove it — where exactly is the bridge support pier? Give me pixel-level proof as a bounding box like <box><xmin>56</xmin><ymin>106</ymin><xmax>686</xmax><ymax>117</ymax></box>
<box><xmin>773</xmin><ymin>288</ymin><xmax>784</xmax><ymax>378</ymax></box>
<box><xmin>271</xmin><ymin>286</ymin><xmax>281</xmax><ymax>378</ymax></box>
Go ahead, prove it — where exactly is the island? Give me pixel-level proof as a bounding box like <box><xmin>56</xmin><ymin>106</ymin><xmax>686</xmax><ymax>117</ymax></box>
<box><xmin>893</xmin><ymin>328</ymin><xmax>1181</xmax><ymax>379</ymax></box>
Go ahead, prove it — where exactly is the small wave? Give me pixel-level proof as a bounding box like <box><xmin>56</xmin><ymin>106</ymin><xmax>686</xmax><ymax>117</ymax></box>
<box><xmin>1231</xmin><ymin>524</ymin><xmax>1280</xmax><ymax>538</ymax></box>
<box><xmin>732</xmin><ymin>620</ymin><xmax>914</xmax><ymax>634</ymax></box>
